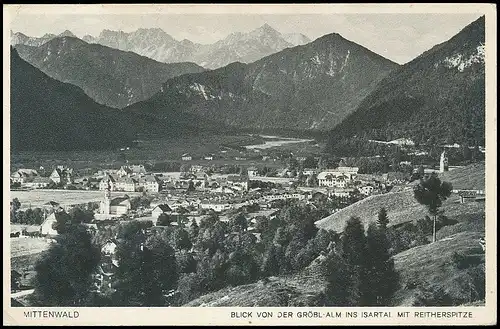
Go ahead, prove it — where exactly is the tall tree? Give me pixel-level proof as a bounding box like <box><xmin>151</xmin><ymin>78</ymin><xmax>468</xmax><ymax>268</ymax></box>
<box><xmin>231</xmin><ymin>213</ymin><xmax>248</xmax><ymax>232</ymax></box>
<box><xmin>189</xmin><ymin>218</ymin><xmax>199</xmax><ymax>240</ymax></box>
<box><xmin>377</xmin><ymin>207</ymin><xmax>389</xmax><ymax>229</ymax></box>
<box><xmin>340</xmin><ymin>216</ymin><xmax>367</xmax><ymax>306</ymax></box>
<box><xmin>413</xmin><ymin>173</ymin><xmax>453</xmax><ymax>242</ymax></box>
<box><xmin>363</xmin><ymin>223</ymin><xmax>399</xmax><ymax>306</ymax></box>
<box><xmin>33</xmin><ymin>224</ymin><xmax>100</xmax><ymax>306</ymax></box>
<box><xmin>10</xmin><ymin>198</ymin><xmax>21</xmax><ymax>222</ymax></box>
<box><xmin>322</xmin><ymin>251</ymin><xmax>351</xmax><ymax>306</ymax></box>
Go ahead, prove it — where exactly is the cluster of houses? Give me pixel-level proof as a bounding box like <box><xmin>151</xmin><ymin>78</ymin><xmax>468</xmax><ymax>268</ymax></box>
<box><xmin>11</xmin><ymin>160</ymin><xmax>415</xmax><ymax>241</ymax></box>
<box><xmin>10</xmin><ymin>166</ymin><xmax>73</xmax><ymax>189</ymax></box>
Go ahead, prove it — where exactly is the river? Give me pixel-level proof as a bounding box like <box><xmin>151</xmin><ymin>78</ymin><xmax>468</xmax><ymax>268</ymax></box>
<box><xmin>244</xmin><ymin>135</ymin><xmax>314</xmax><ymax>150</ymax></box>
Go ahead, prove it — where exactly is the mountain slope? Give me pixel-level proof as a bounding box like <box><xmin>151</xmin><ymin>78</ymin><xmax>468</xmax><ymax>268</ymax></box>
<box><xmin>125</xmin><ymin>32</ymin><xmax>398</xmax><ymax>131</ymax></box>
<box><xmin>10</xmin><ymin>48</ymin><xmax>137</xmax><ymax>151</ymax></box>
<box><xmin>78</xmin><ymin>25</ymin><xmax>307</xmax><ymax>69</ymax></box>
<box><xmin>10</xmin><ymin>30</ymin><xmax>76</xmax><ymax>47</ymax></box>
<box><xmin>14</xmin><ymin>37</ymin><xmax>205</xmax><ymax>108</ymax></box>
<box><xmin>193</xmin><ymin>24</ymin><xmax>294</xmax><ymax>69</ymax></box>
<box><xmin>283</xmin><ymin>33</ymin><xmax>311</xmax><ymax>46</ymax></box>
<box><xmin>326</xmin><ymin>16</ymin><xmax>485</xmax><ymax>149</ymax></box>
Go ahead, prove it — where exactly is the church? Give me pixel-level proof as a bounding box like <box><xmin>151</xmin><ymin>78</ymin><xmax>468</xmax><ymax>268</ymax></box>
<box><xmin>99</xmin><ymin>182</ymin><xmax>131</xmax><ymax>216</ymax></box>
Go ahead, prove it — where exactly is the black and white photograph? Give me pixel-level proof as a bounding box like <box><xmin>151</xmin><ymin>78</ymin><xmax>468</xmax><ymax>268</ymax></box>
<box><xmin>3</xmin><ymin>3</ymin><xmax>496</xmax><ymax>326</ymax></box>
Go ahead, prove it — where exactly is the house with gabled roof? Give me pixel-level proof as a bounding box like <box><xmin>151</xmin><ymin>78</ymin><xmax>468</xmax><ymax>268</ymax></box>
<box><xmin>247</xmin><ymin>166</ymin><xmax>258</xmax><ymax>177</ymax></box>
<box><xmin>138</xmin><ymin>175</ymin><xmax>160</xmax><ymax>193</ymax></box>
<box><xmin>24</xmin><ymin>176</ymin><xmax>51</xmax><ymax>189</ymax></box>
<box><xmin>116</xmin><ymin>166</ymin><xmax>133</xmax><ymax>178</ymax></box>
<box><xmin>152</xmin><ymin>204</ymin><xmax>173</xmax><ymax>219</ymax></box>
<box><xmin>114</xmin><ymin>176</ymin><xmax>138</xmax><ymax>192</ymax></box>
<box><xmin>99</xmin><ymin>174</ymin><xmax>117</xmax><ymax>191</ymax></box>
<box><xmin>109</xmin><ymin>197</ymin><xmax>131</xmax><ymax>215</ymax></box>
<box><xmin>181</xmin><ymin>153</ymin><xmax>192</xmax><ymax>161</ymax></box>
<box><xmin>49</xmin><ymin>166</ymin><xmax>73</xmax><ymax>184</ymax></box>
<box><xmin>11</xmin><ymin>169</ymin><xmax>39</xmax><ymax>185</ymax></box>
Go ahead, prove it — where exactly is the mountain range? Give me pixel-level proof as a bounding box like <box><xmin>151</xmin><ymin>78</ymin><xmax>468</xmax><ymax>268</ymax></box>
<box><xmin>10</xmin><ymin>17</ymin><xmax>486</xmax><ymax>151</ymax></box>
<box><xmin>326</xmin><ymin>15</ymin><xmax>485</xmax><ymax>150</ymax></box>
<box><xmin>14</xmin><ymin>37</ymin><xmax>205</xmax><ymax>109</ymax></box>
<box><xmin>10</xmin><ymin>48</ymin><xmax>137</xmax><ymax>151</ymax></box>
<box><xmin>124</xmin><ymin>32</ymin><xmax>399</xmax><ymax>132</ymax></box>
<box><xmin>10</xmin><ymin>30</ymin><xmax>77</xmax><ymax>47</ymax></box>
<box><xmin>12</xmin><ymin>24</ymin><xmax>311</xmax><ymax>70</ymax></box>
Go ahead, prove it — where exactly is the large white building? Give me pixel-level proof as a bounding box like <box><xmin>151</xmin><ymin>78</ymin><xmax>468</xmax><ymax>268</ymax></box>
<box><xmin>317</xmin><ymin>167</ymin><xmax>358</xmax><ymax>187</ymax></box>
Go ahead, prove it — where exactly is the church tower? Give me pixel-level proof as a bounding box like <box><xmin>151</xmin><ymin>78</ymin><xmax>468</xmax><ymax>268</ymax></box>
<box><xmin>440</xmin><ymin>150</ymin><xmax>449</xmax><ymax>173</ymax></box>
<box><xmin>100</xmin><ymin>180</ymin><xmax>111</xmax><ymax>215</ymax></box>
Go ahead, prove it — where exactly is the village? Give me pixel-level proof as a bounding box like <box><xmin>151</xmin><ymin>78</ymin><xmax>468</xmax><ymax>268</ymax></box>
<box><xmin>11</xmin><ymin>141</ymin><xmax>481</xmax><ymax>299</ymax></box>
<box><xmin>10</xmin><ymin>148</ymin><xmax>461</xmax><ymax>234</ymax></box>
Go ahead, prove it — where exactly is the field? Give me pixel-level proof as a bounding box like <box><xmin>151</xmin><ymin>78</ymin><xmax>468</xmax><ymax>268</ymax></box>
<box><xmin>10</xmin><ymin>133</ymin><xmax>321</xmax><ymax>174</ymax></box>
<box><xmin>10</xmin><ymin>134</ymin><xmax>267</xmax><ymax>169</ymax></box>
<box><xmin>10</xmin><ymin>189</ymin><xmax>142</xmax><ymax>210</ymax></box>
<box><xmin>10</xmin><ymin>237</ymin><xmax>52</xmax><ymax>258</ymax></box>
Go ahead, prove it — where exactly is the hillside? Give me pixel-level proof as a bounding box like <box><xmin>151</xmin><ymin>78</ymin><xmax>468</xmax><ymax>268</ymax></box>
<box><xmin>439</xmin><ymin>161</ymin><xmax>485</xmax><ymax>190</ymax></box>
<box><xmin>315</xmin><ymin>190</ymin><xmax>484</xmax><ymax>233</ymax></box>
<box><xmin>14</xmin><ymin>37</ymin><xmax>205</xmax><ymax>109</ymax></box>
<box><xmin>392</xmin><ymin>231</ymin><xmax>485</xmax><ymax>306</ymax></box>
<box><xmin>10</xmin><ymin>48</ymin><xmax>138</xmax><ymax>151</ymax></box>
<box><xmin>184</xmin><ymin>263</ymin><xmax>326</xmax><ymax>307</ymax></box>
<box><xmin>184</xmin><ymin>231</ymin><xmax>485</xmax><ymax>307</ymax></box>
<box><xmin>315</xmin><ymin>162</ymin><xmax>485</xmax><ymax>233</ymax></box>
<box><xmin>125</xmin><ymin>32</ymin><xmax>398</xmax><ymax>131</ymax></box>
<box><xmin>326</xmin><ymin>15</ymin><xmax>485</xmax><ymax>149</ymax></box>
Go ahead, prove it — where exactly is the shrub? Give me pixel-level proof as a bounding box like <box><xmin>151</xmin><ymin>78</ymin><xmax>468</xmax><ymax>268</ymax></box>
<box><xmin>413</xmin><ymin>284</ymin><xmax>455</xmax><ymax>306</ymax></box>
<box><xmin>451</xmin><ymin>252</ymin><xmax>483</xmax><ymax>270</ymax></box>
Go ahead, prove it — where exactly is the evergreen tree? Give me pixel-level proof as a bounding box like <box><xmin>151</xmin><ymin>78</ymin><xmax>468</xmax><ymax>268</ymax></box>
<box><xmin>363</xmin><ymin>223</ymin><xmax>399</xmax><ymax>306</ymax></box>
<box><xmin>261</xmin><ymin>244</ymin><xmax>281</xmax><ymax>277</ymax></box>
<box><xmin>189</xmin><ymin>218</ymin><xmax>199</xmax><ymax>240</ymax></box>
<box><xmin>322</xmin><ymin>251</ymin><xmax>351</xmax><ymax>306</ymax></box>
<box><xmin>174</xmin><ymin>227</ymin><xmax>192</xmax><ymax>251</ymax></box>
<box><xmin>377</xmin><ymin>207</ymin><xmax>389</xmax><ymax>229</ymax></box>
<box><xmin>10</xmin><ymin>198</ymin><xmax>21</xmax><ymax>222</ymax></box>
<box><xmin>340</xmin><ymin>216</ymin><xmax>367</xmax><ymax>306</ymax></box>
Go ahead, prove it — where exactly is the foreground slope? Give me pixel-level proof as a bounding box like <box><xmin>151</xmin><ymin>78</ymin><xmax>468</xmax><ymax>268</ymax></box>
<box><xmin>126</xmin><ymin>32</ymin><xmax>398</xmax><ymax>131</ymax></box>
<box><xmin>393</xmin><ymin>231</ymin><xmax>485</xmax><ymax>306</ymax></box>
<box><xmin>327</xmin><ymin>16</ymin><xmax>485</xmax><ymax>148</ymax></box>
<box><xmin>15</xmin><ymin>37</ymin><xmax>205</xmax><ymax>108</ymax></box>
<box><xmin>10</xmin><ymin>48</ymin><xmax>137</xmax><ymax>151</ymax></box>
<box><xmin>184</xmin><ymin>230</ymin><xmax>485</xmax><ymax>307</ymax></box>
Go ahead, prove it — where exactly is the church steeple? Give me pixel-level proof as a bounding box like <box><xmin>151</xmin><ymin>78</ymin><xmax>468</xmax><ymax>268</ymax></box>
<box><xmin>100</xmin><ymin>178</ymin><xmax>111</xmax><ymax>215</ymax></box>
<box><xmin>440</xmin><ymin>150</ymin><xmax>449</xmax><ymax>173</ymax></box>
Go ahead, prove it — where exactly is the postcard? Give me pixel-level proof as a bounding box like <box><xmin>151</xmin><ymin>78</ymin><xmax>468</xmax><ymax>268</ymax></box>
<box><xmin>3</xmin><ymin>3</ymin><xmax>497</xmax><ymax>326</ymax></box>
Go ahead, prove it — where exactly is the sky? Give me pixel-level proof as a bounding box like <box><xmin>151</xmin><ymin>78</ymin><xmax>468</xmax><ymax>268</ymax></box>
<box><xmin>7</xmin><ymin>8</ymin><xmax>483</xmax><ymax>64</ymax></box>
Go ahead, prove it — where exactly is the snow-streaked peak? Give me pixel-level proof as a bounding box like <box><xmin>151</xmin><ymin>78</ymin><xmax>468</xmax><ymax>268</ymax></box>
<box><xmin>442</xmin><ymin>43</ymin><xmax>485</xmax><ymax>72</ymax></box>
<box><xmin>283</xmin><ymin>33</ymin><xmax>311</xmax><ymax>46</ymax></box>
